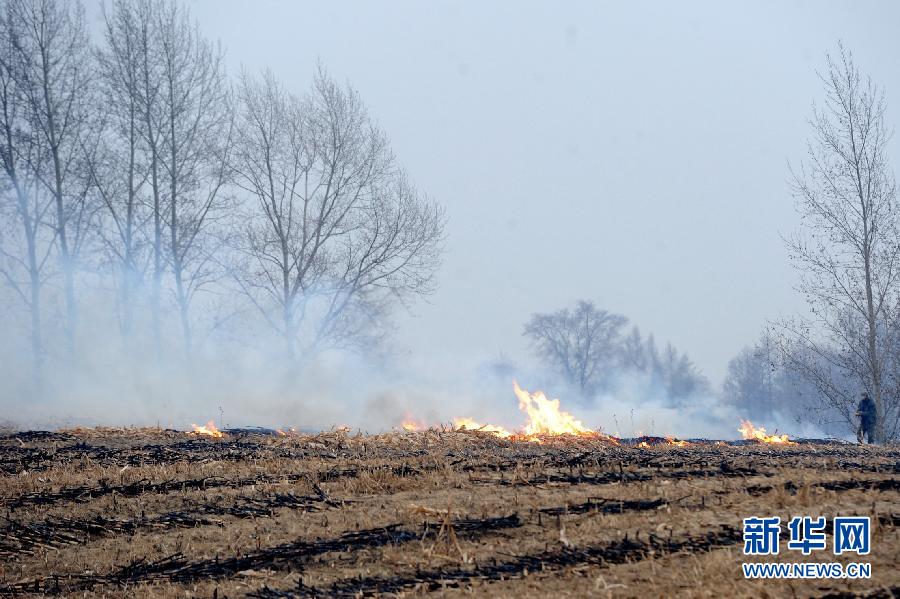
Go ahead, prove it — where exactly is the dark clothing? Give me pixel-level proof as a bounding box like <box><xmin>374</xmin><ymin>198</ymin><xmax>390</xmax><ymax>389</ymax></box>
<box><xmin>857</xmin><ymin>397</ymin><xmax>877</xmax><ymax>444</ymax></box>
<box><xmin>860</xmin><ymin>426</ymin><xmax>875</xmax><ymax>444</ymax></box>
<box><xmin>857</xmin><ymin>397</ymin><xmax>876</xmax><ymax>425</ymax></box>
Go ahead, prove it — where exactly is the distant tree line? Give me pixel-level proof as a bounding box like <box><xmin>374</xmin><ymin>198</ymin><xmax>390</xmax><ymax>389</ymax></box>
<box><xmin>722</xmin><ymin>332</ymin><xmax>843</xmax><ymax>438</ymax></box>
<box><xmin>0</xmin><ymin>0</ymin><xmax>445</xmax><ymax>391</ymax></box>
<box><xmin>523</xmin><ymin>300</ymin><xmax>709</xmax><ymax>402</ymax></box>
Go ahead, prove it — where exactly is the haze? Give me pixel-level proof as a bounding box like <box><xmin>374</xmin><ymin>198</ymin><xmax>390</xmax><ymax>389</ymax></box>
<box><xmin>185</xmin><ymin>0</ymin><xmax>900</xmax><ymax>383</ymax></box>
<box><xmin>3</xmin><ymin>0</ymin><xmax>900</xmax><ymax>437</ymax></box>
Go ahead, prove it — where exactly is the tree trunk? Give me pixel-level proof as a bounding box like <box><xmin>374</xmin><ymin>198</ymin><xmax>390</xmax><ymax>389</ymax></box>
<box><xmin>142</xmin><ymin>37</ymin><xmax>163</xmax><ymax>358</ymax></box>
<box><xmin>862</xmin><ymin>246</ymin><xmax>885</xmax><ymax>443</ymax></box>
<box><xmin>36</xmin><ymin>13</ymin><xmax>79</xmax><ymax>360</ymax></box>
<box><xmin>147</xmin><ymin>140</ymin><xmax>162</xmax><ymax>355</ymax></box>
<box><xmin>284</xmin><ymin>298</ymin><xmax>296</xmax><ymax>360</ymax></box>
<box><xmin>172</xmin><ymin>237</ymin><xmax>193</xmax><ymax>359</ymax></box>
<box><xmin>50</xmin><ymin>153</ymin><xmax>77</xmax><ymax>357</ymax></box>
<box><xmin>2</xmin><ymin>106</ymin><xmax>43</xmax><ymax>388</ymax></box>
<box><xmin>21</xmin><ymin>188</ymin><xmax>43</xmax><ymax>389</ymax></box>
<box><xmin>43</xmin><ymin>93</ymin><xmax>76</xmax><ymax>358</ymax></box>
<box><xmin>121</xmin><ymin>104</ymin><xmax>138</xmax><ymax>344</ymax></box>
<box><xmin>29</xmin><ymin>267</ymin><xmax>42</xmax><ymax>388</ymax></box>
<box><xmin>175</xmin><ymin>269</ymin><xmax>192</xmax><ymax>357</ymax></box>
<box><xmin>168</xmin><ymin>87</ymin><xmax>191</xmax><ymax>358</ymax></box>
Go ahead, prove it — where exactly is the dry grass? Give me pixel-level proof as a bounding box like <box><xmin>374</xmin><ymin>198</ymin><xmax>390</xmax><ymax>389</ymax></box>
<box><xmin>0</xmin><ymin>428</ymin><xmax>897</xmax><ymax>598</ymax></box>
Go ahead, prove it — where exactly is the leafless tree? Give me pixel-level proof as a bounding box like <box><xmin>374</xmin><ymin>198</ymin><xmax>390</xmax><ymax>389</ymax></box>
<box><xmin>659</xmin><ymin>342</ymin><xmax>709</xmax><ymax>403</ymax></box>
<box><xmin>777</xmin><ymin>44</ymin><xmax>900</xmax><ymax>441</ymax></box>
<box><xmin>88</xmin><ymin>0</ymin><xmax>151</xmax><ymax>342</ymax></box>
<box><xmin>155</xmin><ymin>0</ymin><xmax>232</xmax><ymax>355</ymax></box>
<box><xmin>728</xmin><ymin>328</ymin><xmax>853</xmax><ymax>436</ymax></box>
<box><xmin>7</xmin><ymin>0</ymin><xmax>94</xmax><ymax>357</ymax></box>
<box><xmin>523</xmin><ymin>300</ymin><xmax>628</xmax><ymax>396</ymax></box>
<box><xmin>99</xmin><ymin>0</ymin><xmax>171</xmax><ymax>355</ymax></box>
<box><xmin>130</xmin><ymin>0</ymin><xmax>167</xmax><ymax>354</ymax></box>
<box><xmin>0</xmin><ymin>0</ymin><xmax>445</xmax><ymax>394</ymax></box>
<box><xmin>231</xmin><ymin>68</ymin><xmax>444</xmax><ymax>360</ymax></box>
<box><xmin>619</xmin><ymin>326</ymin><xmax>647</xmax><ymax>372</ymax></box>
<box><xmin>0</xmin><ymin>3</ymin><xmax>55</xmax><ymax>385</ymax></box>
<box><xmin>93</xmin><ymin>0</ymin><xmax>231</xmax><ymax>356</ymax></box>
<box><xmin>722</xmin><ymin>332</ymin><xmax>779</xmax><ymax>418</ymax></box>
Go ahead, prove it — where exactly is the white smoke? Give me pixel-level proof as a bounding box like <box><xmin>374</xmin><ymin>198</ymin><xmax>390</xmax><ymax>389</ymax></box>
<box><xmin>1</xmin><ymin>297</ymin><xmax>831</xmax><ymax>442</ymax></box>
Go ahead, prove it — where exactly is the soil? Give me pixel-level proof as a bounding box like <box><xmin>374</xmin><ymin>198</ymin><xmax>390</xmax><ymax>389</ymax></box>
<box><xmin>0</xmin><ymin>428</ymin><xmax>897</xmax><ymax>598</ymax></box>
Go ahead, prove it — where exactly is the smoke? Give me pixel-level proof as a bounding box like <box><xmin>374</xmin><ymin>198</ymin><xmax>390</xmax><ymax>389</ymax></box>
<box><xmin>581</xmin><ymin>374</ymin><xmax>828</xmax><ymax>440</ymax></box>
<box><xmin>0</xmin><ymin>284</ymin><xmax>829</xmax><ymax>441</ymax></box>
<box><xmin>0</xmin><ymin>292</ymin><xmax>531</xmax><ymax>433</ymax></box>
<box><xmin>1</xmin><ymin>312</ymin><xmax>830</xmax><ymax>442</ymax></box>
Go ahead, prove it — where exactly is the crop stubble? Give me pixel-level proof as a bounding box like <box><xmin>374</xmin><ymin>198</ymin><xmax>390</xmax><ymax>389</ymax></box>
<box><xmin>0</xmin><ymin>428</ymin><xmax>897</xmax><ymax>598</ymax></box>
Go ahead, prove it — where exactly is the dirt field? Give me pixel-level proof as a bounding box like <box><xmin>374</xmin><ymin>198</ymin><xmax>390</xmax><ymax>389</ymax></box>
<box><xmin>0</xmin><ymin>428</ymin><xmax>897</xmax><ymax>598</ymax></box>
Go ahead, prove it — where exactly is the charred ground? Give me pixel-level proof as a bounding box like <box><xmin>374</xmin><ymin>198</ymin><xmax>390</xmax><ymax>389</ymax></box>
<box><xmin>0</xmin><ymin>428</ymin><xmax>897</xmax><ymax>598</ymax></box>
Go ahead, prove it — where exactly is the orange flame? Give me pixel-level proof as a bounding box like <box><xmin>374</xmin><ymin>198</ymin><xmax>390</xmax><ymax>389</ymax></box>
<box><xmin>449</xmin><ymin>382</ymin><xmax>615</xmax><ymax>443</ymax></box>
<box><xmin>453</xmin><ymin>417</ymin><xmax>513</xmax><ymax>438</ymax></box>
<box><xmin>738</xmin><ymin>420</ymin><xmax>794</xmax><ymax>444</ymax></box>
<box><xmin>665</xmin><ymin>436</ymin><xmax>690</xmax><ymax>447</ymax></box>
<box><xmin>513</xmin><ymin>381</ymin><xmax>593</xmax><ymax>436</ymax></box>
<box><xmin>398</xmin><ymin>413</ymin><xmax>429</xmax><ymax>431</ymax></box>
<box><xmin>190</xmin><ymin>420</ymin><xmax>224</xmax><ymax>438</ymax></box>
<box><xmin>400</xmin><ymin>418</ymin><xmax>428</xmax><ymax>432</ymax></box>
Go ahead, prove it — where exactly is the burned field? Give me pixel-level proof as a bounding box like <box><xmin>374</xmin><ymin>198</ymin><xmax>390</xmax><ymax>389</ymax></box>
<box><xmin>0</xmin><ymin>429</ymin><xmax>898</xmax><ymax>598</ymax></box>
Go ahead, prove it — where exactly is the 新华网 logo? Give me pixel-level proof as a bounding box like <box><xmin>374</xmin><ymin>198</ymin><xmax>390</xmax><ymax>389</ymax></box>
<box><xmin>741</xmin><ymin>515</ymin><xmax>872</xmax><ymax>579</ymax></box>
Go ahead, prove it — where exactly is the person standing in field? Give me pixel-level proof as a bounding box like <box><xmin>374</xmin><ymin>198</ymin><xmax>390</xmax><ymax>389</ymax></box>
<box><xmin>856</xmin><ymin>393</ymin><xmax>877</xmax><ymax>445</ymax></box>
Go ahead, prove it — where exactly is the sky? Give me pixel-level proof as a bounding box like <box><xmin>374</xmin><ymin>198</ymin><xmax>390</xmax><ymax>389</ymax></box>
<box><xmin>183</xmin><ymin>0</ymin><xmax>900</xmax><ymax>385</ymax></box>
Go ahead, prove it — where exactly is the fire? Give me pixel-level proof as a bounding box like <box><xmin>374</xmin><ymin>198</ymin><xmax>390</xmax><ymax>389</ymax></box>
<box><xmin>399</xmin><ymin>415</ymin><xmax>427</xmax><ymax>432</ymax></box>
<box><xmin>738</xmin><ymin>419</ymin><xmax>794</xmax><ymax>444</ymax></box>
<box><xmin>666</xmin><ymin>436</ymin><xmax>690</xmax><ymax>447</ymax></box>
<box><xmin>449</xmin><ymin>382</ymin><xmax>614</xmax><ymax>443</ymax></box>
<box><xmin>190</xmin><ymin>420</ymin><xmax>224</xmax><ymax>438</ymax></box>
<box><xmin>512</xmin><ymin>381</ymin><xmax>593</xmax><ymax>436</ymax></box>
<box><xmin>453</xmin><ymin>417</ymin><xmax>513</xmax><ymax>438</ymax></box>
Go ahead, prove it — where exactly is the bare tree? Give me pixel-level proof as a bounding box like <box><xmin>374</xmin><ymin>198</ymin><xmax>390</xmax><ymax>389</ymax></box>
<box><xmin>722</xmin><ymin>333</ymin><xmax>779</xmax><ymax>418</ymax></box>
<box><xmin>660</xmin><ymin>342</ymin><xmax>709</xmax><ymax>402</ymax></box>
<box><xmin>155</xmin><ymin>0</ymin><xmax>232</xmax><ymax>355</ymax></box>
<box><xmin>98</xmin><ymin>0</ymin><xmax>170</xmax><ymax>354</ymax></box>
<box><xmin>8</xmin><ymin>0</ymin><xmax>94</xmax><ymax>357</ymax></box>
<box><xmin>132</xmin><ymin>0</ymin><xmax>167</xmax><ymax>354</ymax></box>
<box><xmin>727</xmin><ymin>330</ymin><xmax>850</xmax><ymax>436</ymax></box>
<box><xmin>94</xmin><ymin>0</ymin><xmax>231</xmax><ymax>356</ymax></box>
<box><xmin>231</xmin><ymin>68</ymin><xmax>444</xmax><ymax>360</ymax></box>
<box><xmin>777</xmin><ymin>44</ymin><xmax>900</xmax><ymax>441</ymax></box>
<box><xmin>523</xmin><ymin>300</ymin><xmax>628</xmax><ymax>396</ymax></box>
<box><xmin>619</xmin><ymin>326</ymin><xmax>647</xmax><ymax>372</ymax></box>
<box><xmin>89</xmin><ymin>0</ymin><xmax>151</xmax><ymax>342</ymax></box>
<box><xmin>0</xmin><ymin>4</ymin><xmax>55</xmax><ymax>384</ymax></box>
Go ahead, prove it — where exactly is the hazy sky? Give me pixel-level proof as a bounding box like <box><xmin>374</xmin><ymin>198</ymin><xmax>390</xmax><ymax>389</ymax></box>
<box><xmin>185</xmin><ymin>0</ymin><xmax>900</xmax><ymax>383</ymax></box>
